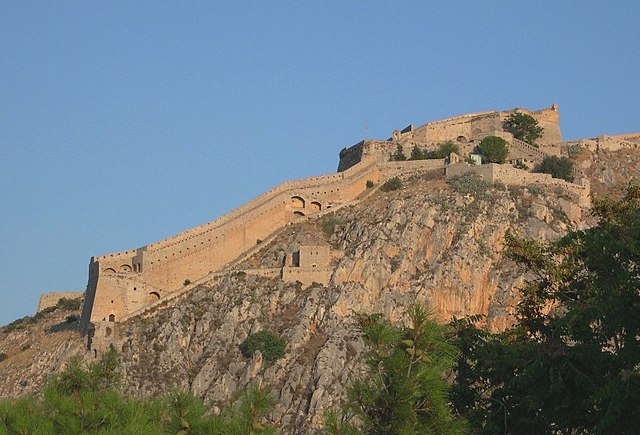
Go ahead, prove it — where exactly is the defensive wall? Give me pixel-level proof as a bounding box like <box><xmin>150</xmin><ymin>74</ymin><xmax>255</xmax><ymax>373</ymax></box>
<box><xmin>398</xmin><ymin>104</ymin><xmax>562</xmax><ymax>146</ymax></box>
<box><xmin>80</xmin><ymin>155</ymin><xmax>388</xmax><ymax>333</ymax></box>
<box><xmin>37</xmin><ymin>291</ymin><xmax>84</xmax><ymax>313</ymax></box>
<box><xmin>81</xmin><ymin>104</ymin><xmax>602</xmax><ymax>356</ymax></box>
<box><xmin>445</xmin><ymin>162</ymin><xmax>591</xmax><ymax>207</ymax></box>
<box><xmin>338</xmin><ymin>105</ymin><xmax>563</xmax><ymax>172</ymax></box>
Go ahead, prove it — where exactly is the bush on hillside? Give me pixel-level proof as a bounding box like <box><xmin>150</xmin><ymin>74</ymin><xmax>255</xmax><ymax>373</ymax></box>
<box><xmin>57</xmin><ymin>297</ymin><xmax>82</xmax><ymax>311</ymax></box>
<box><xmin>534</xmin><ymin>155</ymin><xmax>574</xmax><ymax>182</ymax></box>
<box><xmin>240</xmin><ymin>330</ymin><xmax>286</xmax><ymax>362</ymax></box>
<box><xmin>380</xmin><ymin>177</ymin><xmax>403</xmax><ymax>192</ymax></box>
<box><xmin>447</xmin><ymin>173</ymin><xmax>490</xmax><ymax>197</ymax></box>
<box><xmin>478</xmin><ymin>135</ymin><xmax>509</xmax><ymax>164</ymax></box>
<box><xmin>390</xmin><ymin>144</ymin><xmax>407</xmax><ymax>161</ymax></box>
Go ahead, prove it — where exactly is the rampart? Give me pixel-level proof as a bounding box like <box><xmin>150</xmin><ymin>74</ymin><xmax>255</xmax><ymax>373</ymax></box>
<box><xmin>445</xmin><ymin>162</ymin><xmax>590</xmax><ymax>207</ymax></box>
<box><xmin>80</xmin><ymin>156</ymin><xmax>386</xmax><ymax>333</ymax></box>
<box><xmin>80</xmin><ymin>104</ymin><xmax>602</xmax><ymax>356</ymax></box>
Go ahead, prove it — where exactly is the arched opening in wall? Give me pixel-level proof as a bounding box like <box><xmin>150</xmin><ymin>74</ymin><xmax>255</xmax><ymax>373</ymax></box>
<box><xmin>105</xmin><ymin>327</ymin><xmax>112</xmax><ymax>337</ymax></box>
<box><xmin>103</xmin><ymin>268</ymin><xmax>116</xmax><ymax>274</ymax></box>
<box><xmin>290</xmin><ymin>196</ymin><xmax>305</xmax><ymax>208</ymax></box>
<box><xmin>309</xmin><ymin>201</ymin><xmax>322</xmax><ymax>211</ymax></box>
<box><xmin>119</xmin><ymin>264</ymin><xmax>132</xmax><ymax>273</ymax></box>
<box><xmin>293</xmin><ymin>211</ymin><xmax>305</xmax><ymax>218</ymax></box>
<box><xmin>108</xmin><ymin>314</ymin><xmax>115</xmax><ymax>322</ymax></box>
<box><xmin>456</xmin><ymin>135</ymin><xmax>467</xmax><ymax>143</ymax></box>
<box><xmin>149</xmin><ymin>291</ymin><xmax>161</xmax><ymax>302</ymax></box>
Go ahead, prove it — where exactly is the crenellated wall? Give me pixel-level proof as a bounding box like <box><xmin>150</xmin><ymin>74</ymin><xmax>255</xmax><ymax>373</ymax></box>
<box><xmin>80</xmin><ymin>156</ymin><xmax>386</xmax><ymax>332</ymax></box>
<box><xmin>81</xmin><ymin>105</ymin><xmax>592</xmax><ymax>354</ymax></box>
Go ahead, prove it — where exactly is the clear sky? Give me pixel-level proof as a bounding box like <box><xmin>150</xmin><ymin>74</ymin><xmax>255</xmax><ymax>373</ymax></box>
<box><xmin>1</xmin><ymin>1</ymin><xmax>639</xmax><ymax>326</ymax></box>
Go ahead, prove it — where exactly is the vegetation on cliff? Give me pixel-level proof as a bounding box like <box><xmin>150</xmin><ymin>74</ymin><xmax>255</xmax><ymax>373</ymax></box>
<box><xmin>0</xmin><ymin>349</ymin><xmax>276</xmax><ymax>434</ymax></box>
<box><xmin>535</xmin><ymin>155</ymin><xmax>574</xmax><ymax>182</ymax></box>
<box><xmin>451</xmin><ymin>185</ymin><xmax>640</xmax><ymax>434</ymax></box>
<box><xmin>326</xmin><ymin>305</ymin><xmax>468</xmax><ymax>434</ymax></box>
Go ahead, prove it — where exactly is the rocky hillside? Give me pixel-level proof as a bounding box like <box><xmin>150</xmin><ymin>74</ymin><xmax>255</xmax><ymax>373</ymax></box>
<box><xmin>114</xmin><ymin>170</ymin><xmax>587</xmax><ymax>433</ymax></box>
<box><xmin>0</xmin><ymin>305</ymin><xmax>85</xmax><ymax>397</ymax></box>
<box><xmin>1</xmin><ymin>146</ymin><xmax>639</xmax><ymax>433</ymax></box>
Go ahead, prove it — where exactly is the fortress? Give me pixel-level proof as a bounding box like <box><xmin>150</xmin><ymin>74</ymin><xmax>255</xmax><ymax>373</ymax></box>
<box><xmin>77</xmin><ymin>104</ymin><xmax>640</xmax><ymax>354</ymax></box>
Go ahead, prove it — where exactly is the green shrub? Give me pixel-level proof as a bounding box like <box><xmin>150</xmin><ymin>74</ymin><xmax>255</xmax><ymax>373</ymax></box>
<box><xmin>512</xmin><ymin>160</ymin><xmax>529</xmax><ymax>170</ymax></box>
<box><xmin>56</xmin><ymin>297</ymin><xmax>82</xmax><ymax>311</ymax></box>
<box><xmin>478</xmin><ymin>135</ymin><xmax>509</xmax><ymax>163</ymax></box>
<box><xmin>240</xmin><ymin>330</ymin><xmax>286</xmax><ymax>362</ymax></box>
<box><xmin>503</xmin><ymin>112</ymin><xmax>544</xmax><ymax>146</ymax></box>
<box><xmin>447</xmin><ymin>173</ymin><xmax>490</xmax><ymax>197</ymax></box>
<box><xmin>534</xmin><ymin>155</ymin><xmax>574</xmax><ymax>182</ymax></box>
<box><xmin>321</xmin><ymin>216</ymin><xmax>340</xmax><ymax>236</ymax></box>
<box><xmin>409</xmin><ymin>144</ymin><xmax>425</xmax><ymax>160</ymax></box>
<box><xmin>184</xmin><ymin>279</ymin><xmax>191</xmax><ymax>286</ymax></box>
<box><xmin>389</xmin><ymin>144</ymin><xmax>406</xmax><ymax>161</ymax></box>
<box><xmin>366</xmin><ymin>180</ymin><xmax>374</xmax><ymax>189</ymax></box>
<box><xmin>0</xmin><ymin>352</ymin><xmax>7</xmax><ymax>362</ymax></box>
<box><xmin>380</xmin><ymin>177</ymin><xmax>403</xmax><ymax>192</ymax></box>
<box><xmin>2</xmin><ymin>316</ymin><xmax>35</xmax><ymax>333</ymax></box>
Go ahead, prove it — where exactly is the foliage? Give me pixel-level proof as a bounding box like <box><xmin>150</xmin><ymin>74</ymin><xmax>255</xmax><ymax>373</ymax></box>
<box><xmin>447</xmin><ymin>173</ymin><xmax>490</xmax><ymax>198</ymax></box>
<box><xmin>326</xmin><ymin>305</ymin><xmax>468</xmax><ymax>434</ymax></box>
<box><xmin>410</xmin><ymin>141</ymin><xmax>461</xmax><ymax>160</ymax></box>
<box><xmin>183</xmin><ymin>279</ymin><xmax>191</xmax><ymax>286</ymax></box>
<box><xmin>56</xmin><ymin>297</ymin><xmax>82</xmax><ymax>311</ymax></box>
<box><xmin>409</xmin><ymin>144</ymin><xmax>425</xmax><ymax>160</ymax></box>
<box><xmin>380</xmin><ymin>177</ymin><xmax>403</xmax><ymax>192</ymax></box>
<box><xmin>2</xmin><ymin>297</ymin><xmax>83</xmax><ymax>332</ymax></box>
<box><xmin>321</xmin><ymin>216</ymin><xmax>340</xmax><ymax>236</ymax></box>
<box><xmin>366</xmin><ymin>180</ymin><xmax>374</xmax><ymax>189</ymax></box>
<box><xmin>503</xmin><ymin>112</ymin><xmax>544</xmax><ymax>146</ymax></box>
<box><xmin>478</xmin><ymin>136</ymin><xmax>508</xmax><ymax>164</ymax></box>
<box><xmin>511</xmin><ymin>160</ymin><xmax>528</xmax><ymax>170</ymax></box>
<box><xmin>437</xmin><ymin>141</ymin><xmax>461</xmax><ymax>157</ymax></box>
<box><xmin>240</xmin><ymin>330</ymin><xmax>286</xmax><ymax>362</ymax></box>
<box><xmin>451</xmin><ymin>185</ymin><xmax>640</xmax><ymax>434</ymax></box>
<box><xmin>390</xmin><ymin>144</ymin><xmax>407</xmax><ymax>161</ymax></box>
<box><xmin>534</xmin><ymin>155</ymin><xmax>574</xmax><ymax>182</ymax></box>
<box><xmin>0</xmin><ymin>352</ymin><xmax>7</xmax><ymax>363</ymax></box>
<box><xmin>0</xmin><ymin>349</ymin><xmax>276</xmax><ymax>434</ymax></box>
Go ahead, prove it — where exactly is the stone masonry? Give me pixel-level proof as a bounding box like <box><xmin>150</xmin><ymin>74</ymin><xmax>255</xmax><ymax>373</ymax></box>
<box><xmin>80</xmin><ymin>103</ymin><xmax>638</xmax><ymax>355</ymax></box>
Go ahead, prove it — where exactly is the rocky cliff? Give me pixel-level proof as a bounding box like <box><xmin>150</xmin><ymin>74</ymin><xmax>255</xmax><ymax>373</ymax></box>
<box><xmin>1</xmin><ymin>146</ymin><xmax>638</xmax><ymax>433</ymax></box>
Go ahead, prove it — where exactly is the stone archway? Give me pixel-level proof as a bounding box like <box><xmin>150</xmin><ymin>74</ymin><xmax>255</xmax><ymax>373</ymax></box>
<box><xmin>291</xmin><ymin>196</ymin><xmax>305</xmax><ymax>208</ymax></box>
<box><xmin>293</xmin><ymin>211</ymin><xmax>305</xmax><ymax>218</ymax></box>
<box><xmin>103</xmin><ymin>268</ymin><xmax>116</xmax><ymax>274</ymax></box>
<box><xmin>149</xmin><ymin>291</ymin><xmax>160</xmax><ymax>302</ymax></box>
<box><xmin>119</xmin><ymin>264</ymin><xmax>132</xmax><ymax>273</ymax></box>
<box><xmin>309</xmin><ymin>201</ymin><xmax>322</xmax><ymax>211</ymax></box>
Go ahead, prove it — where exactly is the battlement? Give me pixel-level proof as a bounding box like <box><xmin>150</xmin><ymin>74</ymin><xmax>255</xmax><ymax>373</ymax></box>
<box><xmin>80</xmin><ymin>104</ymin><xmax>602</xmax><ymax>356</ymax></box>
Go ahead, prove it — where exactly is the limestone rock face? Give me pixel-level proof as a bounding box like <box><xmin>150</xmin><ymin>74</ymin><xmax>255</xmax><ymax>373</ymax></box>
<box><xmin>8</xmin><ymin>147</ymin><xmax>640</xmax><ymax>433</ymax></box>
<box><xmin>108</xmin><ymin>176</ymin><xmax>586</xmax><ymax>433</ymax></box>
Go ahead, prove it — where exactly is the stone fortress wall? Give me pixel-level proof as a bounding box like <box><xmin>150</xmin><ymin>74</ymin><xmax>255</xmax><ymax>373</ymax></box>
<box><xmin>81</xmin><ymin>103</ymin><xmax>636</xmax><ymax>355</ymax></box>
<box><xmin>390</xmin><ymin>105</ymin><xmax>562</xmax><ymax>146</ymax></box>
<box><xmin>81</xmin><ymin>155</ymin><xmax>390</xmax><ymax>333</ymax></box>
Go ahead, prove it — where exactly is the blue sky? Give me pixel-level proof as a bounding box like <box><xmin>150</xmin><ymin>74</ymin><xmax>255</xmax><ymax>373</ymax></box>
<box><xmin>1</xmin><ymin>1</ymin><xmax>639</xmax><ymax>326</ymax></box>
